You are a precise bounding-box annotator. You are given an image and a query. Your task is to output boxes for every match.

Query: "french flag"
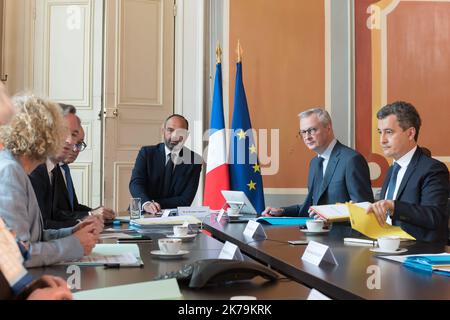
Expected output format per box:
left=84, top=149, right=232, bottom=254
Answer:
left=204, top=61, right=230, bottom=209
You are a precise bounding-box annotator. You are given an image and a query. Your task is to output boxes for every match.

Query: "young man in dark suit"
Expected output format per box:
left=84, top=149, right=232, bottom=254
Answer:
left=262, top=108, right=374, bottom=217
left=367, top=101, right=449, bottom=243
left=129, top=114, right=203, bottom=214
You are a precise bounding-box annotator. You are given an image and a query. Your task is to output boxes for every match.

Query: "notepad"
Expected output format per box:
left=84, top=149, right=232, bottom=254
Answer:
left=73, top=279, right=183, bottom=300
left=130, top=215, right=201, bottom=228
left=60, top=244, right=144, bottom=267
left=309, top=202, right=371, bottom=222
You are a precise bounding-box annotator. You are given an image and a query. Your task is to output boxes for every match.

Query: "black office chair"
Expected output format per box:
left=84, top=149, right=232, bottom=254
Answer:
left=447, top=198, right=450, bottom=246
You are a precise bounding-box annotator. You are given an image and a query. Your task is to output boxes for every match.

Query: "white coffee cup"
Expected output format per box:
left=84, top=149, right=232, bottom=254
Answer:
left=377, top=236, right=400, bottom=251
left=227, top=207, right=239, bottom=216
left=306, top=219, right=324, bottom=232
left=173, top=225, right=188, bottom=237
left=158, top=238, right=182, bottom=254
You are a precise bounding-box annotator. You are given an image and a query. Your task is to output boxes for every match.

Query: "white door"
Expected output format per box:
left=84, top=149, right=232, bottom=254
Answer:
left=103, top=0, right=175, bottom=213
left=1, top=0, right=34, bottom=95
left=33, top=0, right=103, bottom=207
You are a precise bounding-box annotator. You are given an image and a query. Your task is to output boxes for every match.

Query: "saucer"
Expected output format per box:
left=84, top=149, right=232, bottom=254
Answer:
left=227, top=214, right=243, bottom=220
left=300, top=228, right=330, bottom=235
left=150, top=250, right=189, bottom=259
left=369, top=248, right=408, bottom=254
left=166, top=233, right=197, bottom=242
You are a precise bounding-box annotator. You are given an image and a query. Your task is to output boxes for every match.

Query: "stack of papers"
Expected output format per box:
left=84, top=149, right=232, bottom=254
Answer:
left=403, top=254, right=450, bottom=276
left=60, top=244, right=144, bottom=267
left=347, top=203, right=415, bottom=240
left=309, top=203, right=360, bottom=222
left=130, top=216, right=201, bottom=233
left=74, top=279, right=182, bottom=300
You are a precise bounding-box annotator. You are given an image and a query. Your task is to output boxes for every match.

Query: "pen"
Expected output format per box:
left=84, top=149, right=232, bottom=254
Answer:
left=151, top=200, right=162, bottom=214
left=343, top=238, right=377, bottom=246
left=104, top=263, right=121, bottom=269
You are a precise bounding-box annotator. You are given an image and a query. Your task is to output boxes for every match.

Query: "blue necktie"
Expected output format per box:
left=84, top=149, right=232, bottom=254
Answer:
left=61, top=164, right=75, bottom=210
left=313, top=157, right=325, bottom=205
left=385, top=163, right=401, bottom=200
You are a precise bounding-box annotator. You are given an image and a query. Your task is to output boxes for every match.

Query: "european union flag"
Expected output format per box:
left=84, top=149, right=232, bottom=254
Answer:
left=229, top=62, right=265, bottom=215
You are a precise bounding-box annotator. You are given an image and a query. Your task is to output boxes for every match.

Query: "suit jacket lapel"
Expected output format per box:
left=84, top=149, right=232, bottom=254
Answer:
left=318, top=143, right=341, bottom=198
left=395, top=148, right=420, bottom=200
left=157, top=144, right=167, bottom=192
left=380, top=166, right=392, bottom=199
left=53, top=164, right=71, bottom=209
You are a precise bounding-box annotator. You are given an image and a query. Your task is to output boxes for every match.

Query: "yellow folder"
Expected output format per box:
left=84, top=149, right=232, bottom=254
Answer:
left=347, top=203, right=415, bottom=240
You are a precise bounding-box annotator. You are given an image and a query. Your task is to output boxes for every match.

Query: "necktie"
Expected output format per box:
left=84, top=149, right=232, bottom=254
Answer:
left=162, top=154, right=174, bottom=197
left=313, top=157, right=324, bottom=205
left=61, top=164, right=75, bottom=210
left=385, top=163, right=401, bottom=200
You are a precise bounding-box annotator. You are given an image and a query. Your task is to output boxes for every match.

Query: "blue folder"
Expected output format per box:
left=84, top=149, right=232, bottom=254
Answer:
left=255, top=217, right=312, bottom=226
left=403, top=255, right=450, bottom=276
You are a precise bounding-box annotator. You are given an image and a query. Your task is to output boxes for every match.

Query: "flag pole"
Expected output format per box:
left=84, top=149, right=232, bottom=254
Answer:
left=216, top=42, right=222, bottom=64
left=236, top=40, right=243, bottom=63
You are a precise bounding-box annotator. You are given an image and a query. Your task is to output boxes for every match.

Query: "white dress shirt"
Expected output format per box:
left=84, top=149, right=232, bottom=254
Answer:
left=317, top=139, right=337, bottom=176
left=385, top=145, right=417, bottom=225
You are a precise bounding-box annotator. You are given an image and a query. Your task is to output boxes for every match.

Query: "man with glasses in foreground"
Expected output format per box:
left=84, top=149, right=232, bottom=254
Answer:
left=262, top=108, right=374, bottom=217
left=30, top=105, right=114, bottom=228
left=60, top=118, right=116, bottom=222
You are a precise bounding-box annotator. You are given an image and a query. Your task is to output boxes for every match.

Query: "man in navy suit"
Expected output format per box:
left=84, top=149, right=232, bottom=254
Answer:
left=367, top=101, right=449, bottom=243
left=129, top=114, right=203, bottom=214
left=262, top=108, right=374, bottom=217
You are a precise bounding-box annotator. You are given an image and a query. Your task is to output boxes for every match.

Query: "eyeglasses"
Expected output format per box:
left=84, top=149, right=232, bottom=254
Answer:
left=299, top=127, right=318, bottom=137
left=73, top=141, right=87, bottom=152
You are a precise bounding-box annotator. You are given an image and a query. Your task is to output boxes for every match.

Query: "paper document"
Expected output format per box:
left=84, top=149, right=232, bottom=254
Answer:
left=347, top=203, right=415, bottom=240
left=309, top=202, right=371, bottom=222
left=74, top=279, right=182, bottom=300
left=71, top=252, right=138, bottom=266
left=114, top=216, right=130, bottom=222
left=60, top=244, right=143, bottom=267
left=130, top=215, right=201, bottom=227
left=99, top=233, right=135, bottom=240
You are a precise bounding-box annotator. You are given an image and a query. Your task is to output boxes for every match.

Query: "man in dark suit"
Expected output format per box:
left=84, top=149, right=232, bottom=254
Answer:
left=30, top=105, right=114, bottom=229
left=129, top=114, right=202, bottom=214
left=367, top=101, right=449, bottom=243
left=262, top=108, right=374, bottom=217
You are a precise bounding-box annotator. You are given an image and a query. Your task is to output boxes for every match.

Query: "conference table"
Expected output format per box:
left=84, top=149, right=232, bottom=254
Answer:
left=203, top=218, right=450, bottom=300
left=28, top=231, right=311, bottom=300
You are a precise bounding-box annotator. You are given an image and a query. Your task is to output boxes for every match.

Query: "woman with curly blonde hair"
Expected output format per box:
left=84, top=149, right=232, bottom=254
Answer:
left=0, top=95, right=98, bottom=267
left=0, top=95, right=66, bottom=166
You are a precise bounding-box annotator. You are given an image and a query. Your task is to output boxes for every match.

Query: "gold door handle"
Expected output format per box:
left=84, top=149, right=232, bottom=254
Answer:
left=104, top=109, right=119, bottom=119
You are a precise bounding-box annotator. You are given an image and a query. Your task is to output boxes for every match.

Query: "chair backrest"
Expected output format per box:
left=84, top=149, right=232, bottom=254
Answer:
left=448, top=198, right=450, bottom=244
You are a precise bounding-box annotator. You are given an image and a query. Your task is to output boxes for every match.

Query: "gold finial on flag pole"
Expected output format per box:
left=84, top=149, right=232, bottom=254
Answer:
left=236, top=40, right=243, bottom=63
left=216, top=42, right=222, bottom=64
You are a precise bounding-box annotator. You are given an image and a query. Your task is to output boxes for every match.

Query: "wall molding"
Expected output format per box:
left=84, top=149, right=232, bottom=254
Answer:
left=70, top=162, right=92, bottom=208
